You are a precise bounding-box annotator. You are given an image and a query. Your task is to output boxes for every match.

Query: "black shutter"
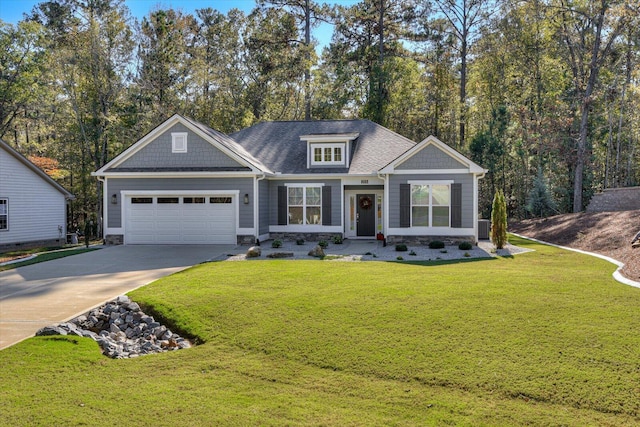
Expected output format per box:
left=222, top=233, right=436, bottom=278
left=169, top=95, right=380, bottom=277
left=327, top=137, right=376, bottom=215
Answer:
left=277, top=186, right=287, bottom=225
left=322, top=186, right=332, bottom=225
left=451, top=183, right=462, bottom=228
left=400, top=183, right=411, bottom=228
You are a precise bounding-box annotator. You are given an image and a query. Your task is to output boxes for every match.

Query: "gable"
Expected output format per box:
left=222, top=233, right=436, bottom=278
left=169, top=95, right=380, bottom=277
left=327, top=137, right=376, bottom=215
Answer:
left=396, top=143, right=467, bottom=170
left=112, top=123, right=246, bottom=171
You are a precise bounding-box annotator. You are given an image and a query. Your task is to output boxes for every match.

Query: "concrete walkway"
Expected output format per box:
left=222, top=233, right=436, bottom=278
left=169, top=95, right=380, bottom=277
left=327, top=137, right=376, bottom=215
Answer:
left=0, top=244, right=234, bottom=350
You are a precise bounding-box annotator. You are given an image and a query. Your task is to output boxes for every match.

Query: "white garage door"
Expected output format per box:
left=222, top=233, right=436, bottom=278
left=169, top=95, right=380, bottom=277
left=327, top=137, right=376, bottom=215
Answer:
left=125, top=195, right=236, bottom=244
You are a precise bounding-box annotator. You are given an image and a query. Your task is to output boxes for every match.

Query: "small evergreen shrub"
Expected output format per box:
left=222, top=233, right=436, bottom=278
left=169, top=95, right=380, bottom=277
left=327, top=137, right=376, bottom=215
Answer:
left=491, top=189, right=508, bottom=249
left=271, top=239, right=282, bottom=248
left=396, top=256, right=404, bottom=261
left=409, top=250, right=417, bottom=256
left=464, top=252, right=471, bottom=257
left=332, top=235, right=343, bottom=244
left=429, top=241, right=445, bottom=249
left=395, top=244, right=408, bottom=252
left=458, top=241, right=473, bottom=250
left=296, top=238, right=305, bottom=245
left=318, top=240, right=328, bottom=248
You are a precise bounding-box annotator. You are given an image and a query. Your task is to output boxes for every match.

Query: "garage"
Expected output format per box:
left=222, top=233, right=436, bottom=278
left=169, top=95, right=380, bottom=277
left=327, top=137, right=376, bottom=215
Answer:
left=124, top=194, right=236, bottom=244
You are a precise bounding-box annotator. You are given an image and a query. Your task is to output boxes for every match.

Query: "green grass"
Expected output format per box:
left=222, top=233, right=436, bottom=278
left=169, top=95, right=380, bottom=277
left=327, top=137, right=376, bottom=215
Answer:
left=1, top=236, right=639, bottom=426
left=0, top=247, right=100, bottom=271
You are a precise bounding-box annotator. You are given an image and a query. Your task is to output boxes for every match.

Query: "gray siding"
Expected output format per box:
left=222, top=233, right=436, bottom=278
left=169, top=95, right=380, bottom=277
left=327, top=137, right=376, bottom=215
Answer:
left=107, top=177, right=254, bottom=228
left=268, top=179, right=341, bottom=226
left=118, top=123, right=243, bottom=169
left=388, top=174, right=473, bottom=228
left=0, top=147, right=67, bottom=244
left=396, top=144, right=466, bottom=170
left=259, top=179, right=269, bottom=235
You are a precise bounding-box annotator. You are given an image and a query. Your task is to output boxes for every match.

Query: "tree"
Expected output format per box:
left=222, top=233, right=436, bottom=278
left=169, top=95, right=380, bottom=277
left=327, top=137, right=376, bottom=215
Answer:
left=556, top=0, right=634, bottom=212
left=491, top=188, right=507, bottom=249
left=526, top=169, right=557, bottom=218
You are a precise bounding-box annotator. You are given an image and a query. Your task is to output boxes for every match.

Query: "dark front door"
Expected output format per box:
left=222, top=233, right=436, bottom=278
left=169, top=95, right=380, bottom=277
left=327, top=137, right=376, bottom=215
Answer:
left=356, top=194, right=376, bottom=236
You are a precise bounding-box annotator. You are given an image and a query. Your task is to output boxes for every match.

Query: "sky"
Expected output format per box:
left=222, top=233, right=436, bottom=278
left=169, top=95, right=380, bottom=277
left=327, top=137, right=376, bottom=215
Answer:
left=0, top=0, right=360, bottom=50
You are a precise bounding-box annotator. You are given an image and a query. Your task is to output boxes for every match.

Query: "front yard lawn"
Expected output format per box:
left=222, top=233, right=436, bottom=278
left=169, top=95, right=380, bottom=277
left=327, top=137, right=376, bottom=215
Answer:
left=1, top=236, right=639, bottom=425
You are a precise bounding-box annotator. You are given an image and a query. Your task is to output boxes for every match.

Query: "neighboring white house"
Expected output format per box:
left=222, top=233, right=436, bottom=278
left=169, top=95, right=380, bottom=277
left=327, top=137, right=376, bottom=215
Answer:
left=0, top=139, right=74, bottom=250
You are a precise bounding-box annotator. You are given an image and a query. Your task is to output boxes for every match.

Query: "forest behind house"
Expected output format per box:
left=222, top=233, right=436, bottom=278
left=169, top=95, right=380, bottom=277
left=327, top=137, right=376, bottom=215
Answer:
left=1, top=0, right=638, bottom=232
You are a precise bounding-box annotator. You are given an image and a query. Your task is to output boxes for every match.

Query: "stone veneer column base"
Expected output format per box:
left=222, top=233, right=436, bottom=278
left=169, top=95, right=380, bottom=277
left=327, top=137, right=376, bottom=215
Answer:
left=104, top=234, right=124, bottom=245
left=386, top=235, right=475, bottom=245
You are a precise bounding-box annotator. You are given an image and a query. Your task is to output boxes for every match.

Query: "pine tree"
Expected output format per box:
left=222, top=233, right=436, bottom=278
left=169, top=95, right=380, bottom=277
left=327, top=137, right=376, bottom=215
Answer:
left=526, top=169, right=557, bottom=218
left=491, top=189, right=508, bottom=249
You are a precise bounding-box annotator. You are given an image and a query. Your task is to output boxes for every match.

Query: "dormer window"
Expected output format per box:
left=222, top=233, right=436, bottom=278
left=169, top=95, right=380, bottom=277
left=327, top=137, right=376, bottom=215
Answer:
left=312, top=143, right=345, bottom=165
left=301, top=132, right=359, bottom=169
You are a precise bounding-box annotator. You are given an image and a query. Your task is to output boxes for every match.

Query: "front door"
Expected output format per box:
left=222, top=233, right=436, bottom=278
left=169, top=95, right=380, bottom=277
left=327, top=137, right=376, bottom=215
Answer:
left=356, top=194, right=376, bottom=236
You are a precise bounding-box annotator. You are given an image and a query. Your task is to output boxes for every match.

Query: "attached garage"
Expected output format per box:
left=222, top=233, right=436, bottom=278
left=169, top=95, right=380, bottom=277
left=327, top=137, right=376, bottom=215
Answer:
left=124, top=194, right=237, bottom=244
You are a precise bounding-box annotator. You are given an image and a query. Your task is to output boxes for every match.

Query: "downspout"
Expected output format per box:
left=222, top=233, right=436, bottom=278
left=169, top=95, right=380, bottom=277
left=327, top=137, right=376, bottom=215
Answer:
left=254, top=173, right=266, bottom=244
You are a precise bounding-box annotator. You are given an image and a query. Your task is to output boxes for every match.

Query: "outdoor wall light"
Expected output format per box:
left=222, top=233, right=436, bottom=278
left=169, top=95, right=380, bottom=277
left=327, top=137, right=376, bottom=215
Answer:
left=244, top=193, right=249, bottom=204
left=111, top=194, right=117, bottom=204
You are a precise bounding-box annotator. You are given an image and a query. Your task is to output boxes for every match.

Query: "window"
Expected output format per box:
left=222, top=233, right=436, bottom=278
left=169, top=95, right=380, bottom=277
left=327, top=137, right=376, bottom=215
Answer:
left=0, top=199, right=7, bottom=230
left=131, top=197, right=153, bottom=204
left=310, top=143, right=345, bottom=165
left=287, top=185, right=322, bottom=225
left=410, top=183, right=450, bottom=227
left=172, top=132, right=188, bottom=153
left=158, top=197, right=179, bottom=204
left=183, top=197, right=205, bottom=204
left=210, top=197, right=232, bottom=204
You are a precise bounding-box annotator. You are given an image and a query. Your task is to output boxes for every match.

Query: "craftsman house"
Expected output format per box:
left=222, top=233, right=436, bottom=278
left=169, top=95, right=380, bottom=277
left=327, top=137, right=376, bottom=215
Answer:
left=93, top=115, right=486, bottom=245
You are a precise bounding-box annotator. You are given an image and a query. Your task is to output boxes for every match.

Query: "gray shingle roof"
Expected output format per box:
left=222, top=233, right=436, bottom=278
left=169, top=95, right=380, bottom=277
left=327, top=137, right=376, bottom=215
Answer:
left=230, top=120, right=416, bottom=175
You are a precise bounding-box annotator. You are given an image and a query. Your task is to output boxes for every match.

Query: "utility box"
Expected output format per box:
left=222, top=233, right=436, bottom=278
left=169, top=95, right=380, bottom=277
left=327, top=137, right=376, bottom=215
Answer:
left=478, top=220, right=490, bottom=240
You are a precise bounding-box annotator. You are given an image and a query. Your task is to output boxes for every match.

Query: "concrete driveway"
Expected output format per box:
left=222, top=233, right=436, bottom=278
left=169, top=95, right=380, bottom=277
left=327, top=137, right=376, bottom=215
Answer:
left=0, top=244, right=235, bottom=350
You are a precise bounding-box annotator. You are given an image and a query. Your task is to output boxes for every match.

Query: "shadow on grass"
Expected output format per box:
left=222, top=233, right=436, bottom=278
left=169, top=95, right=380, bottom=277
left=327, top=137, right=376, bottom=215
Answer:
left=386, top=255, right=507, bottom=267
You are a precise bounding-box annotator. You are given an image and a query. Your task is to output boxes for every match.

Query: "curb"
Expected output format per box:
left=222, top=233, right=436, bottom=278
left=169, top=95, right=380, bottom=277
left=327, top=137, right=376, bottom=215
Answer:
left=511, top=232, right=640, bottom=289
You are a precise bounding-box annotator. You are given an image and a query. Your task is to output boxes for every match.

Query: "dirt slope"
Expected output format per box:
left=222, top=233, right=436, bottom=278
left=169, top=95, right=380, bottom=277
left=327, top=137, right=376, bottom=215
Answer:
left=509, top=210, right=640, bottom=282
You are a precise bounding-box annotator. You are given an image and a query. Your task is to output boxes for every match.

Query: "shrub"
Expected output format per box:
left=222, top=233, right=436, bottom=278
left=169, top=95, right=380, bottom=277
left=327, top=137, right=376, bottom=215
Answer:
left=428, top=240, right=445, bottom=249
left=395, top=244, right=408, bottom=252
left=396, top=256, right=404, bottom=261
left=409, top=250, right=417, bottom=256
left=491, top=189, right=508, bottom=249
left=318, top=240, right=328, bottom=248
left=271, top=239, right=282, bottom=248
left=458, top=241, right=473, bottom=250
left=464, top=252, right=471, bottom=257
left=296, top=239, right=305, bottom=245
left=332, top=235, right=343, bottom=244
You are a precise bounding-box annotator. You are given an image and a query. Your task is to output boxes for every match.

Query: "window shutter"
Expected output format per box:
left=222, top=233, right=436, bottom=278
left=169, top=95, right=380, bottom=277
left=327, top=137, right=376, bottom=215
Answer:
left=400, top=183, right=410, bottom=228
left=278, top=186, right=287, bottom=225
left=451, top=183, right=462, bottom=228
left=322, top=186, right=332, bottom=225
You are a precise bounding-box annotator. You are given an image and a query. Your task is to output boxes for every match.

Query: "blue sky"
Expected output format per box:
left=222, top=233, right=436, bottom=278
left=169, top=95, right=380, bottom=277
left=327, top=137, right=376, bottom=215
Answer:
left=0, top=0, right=359, bottom=50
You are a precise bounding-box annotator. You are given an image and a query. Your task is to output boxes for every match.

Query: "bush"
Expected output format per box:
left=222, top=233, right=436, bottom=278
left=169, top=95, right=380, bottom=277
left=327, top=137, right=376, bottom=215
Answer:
left=491, top=189, right=508, bottom=249
left=318, top=240, right=328, bottom=248
left=458, top=241, right=473, bottom=250
left=409, top=250, right=417, bottom=256
left=396, top=256, right=404, bottom=261
left=296, top=239, right=305, bottom=245
left=332, top=235, right=343, bottom=244
left=271, top=239, right=282, bottom=248
left=395, top=244, right=408, bottom=252
left=428, top=240, right=445, bottom=249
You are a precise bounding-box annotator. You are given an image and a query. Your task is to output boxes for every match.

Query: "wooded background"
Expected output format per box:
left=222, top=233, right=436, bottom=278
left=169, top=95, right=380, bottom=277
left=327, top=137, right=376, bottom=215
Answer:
left=1, top=0, right=638, bottom=229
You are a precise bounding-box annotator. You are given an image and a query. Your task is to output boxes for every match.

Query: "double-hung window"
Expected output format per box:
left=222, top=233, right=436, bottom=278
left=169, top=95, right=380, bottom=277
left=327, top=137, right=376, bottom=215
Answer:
left=287, top=185, right=322, bottom=225
left=0, top=199, right=7, bottom=230
left=410, top=182, right=451, bottom=227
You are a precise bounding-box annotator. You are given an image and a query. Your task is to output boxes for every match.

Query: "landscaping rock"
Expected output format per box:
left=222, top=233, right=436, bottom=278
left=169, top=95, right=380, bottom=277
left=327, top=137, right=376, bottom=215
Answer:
left=266, top=252, right=294, bottom=259
left=246, top=246, right=262, bottom=258
left=308, top=245, right=325, bottom=258
left=35, top=296, right=191, bottom=359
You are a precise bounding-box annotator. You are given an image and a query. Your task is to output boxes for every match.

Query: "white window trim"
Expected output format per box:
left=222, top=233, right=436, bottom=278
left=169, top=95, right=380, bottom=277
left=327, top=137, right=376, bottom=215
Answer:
left=0, top=198, right=8, bottom=231
left=172, top=132, right=188, bottom=153
left=285, top=183, right=323, bottom=226
left=310, top=143, right=346, bottom=166
left=407, top=180, right=453, bottom=228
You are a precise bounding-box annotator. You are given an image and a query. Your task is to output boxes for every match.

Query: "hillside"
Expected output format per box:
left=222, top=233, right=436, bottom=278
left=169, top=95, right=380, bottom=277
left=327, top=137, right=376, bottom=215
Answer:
left=510, top=210, right=640, bottom=281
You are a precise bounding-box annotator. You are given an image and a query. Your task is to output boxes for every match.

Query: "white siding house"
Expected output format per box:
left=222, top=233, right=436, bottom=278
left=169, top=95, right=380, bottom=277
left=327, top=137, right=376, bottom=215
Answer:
left=0, top=139, right=74, bottom=250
